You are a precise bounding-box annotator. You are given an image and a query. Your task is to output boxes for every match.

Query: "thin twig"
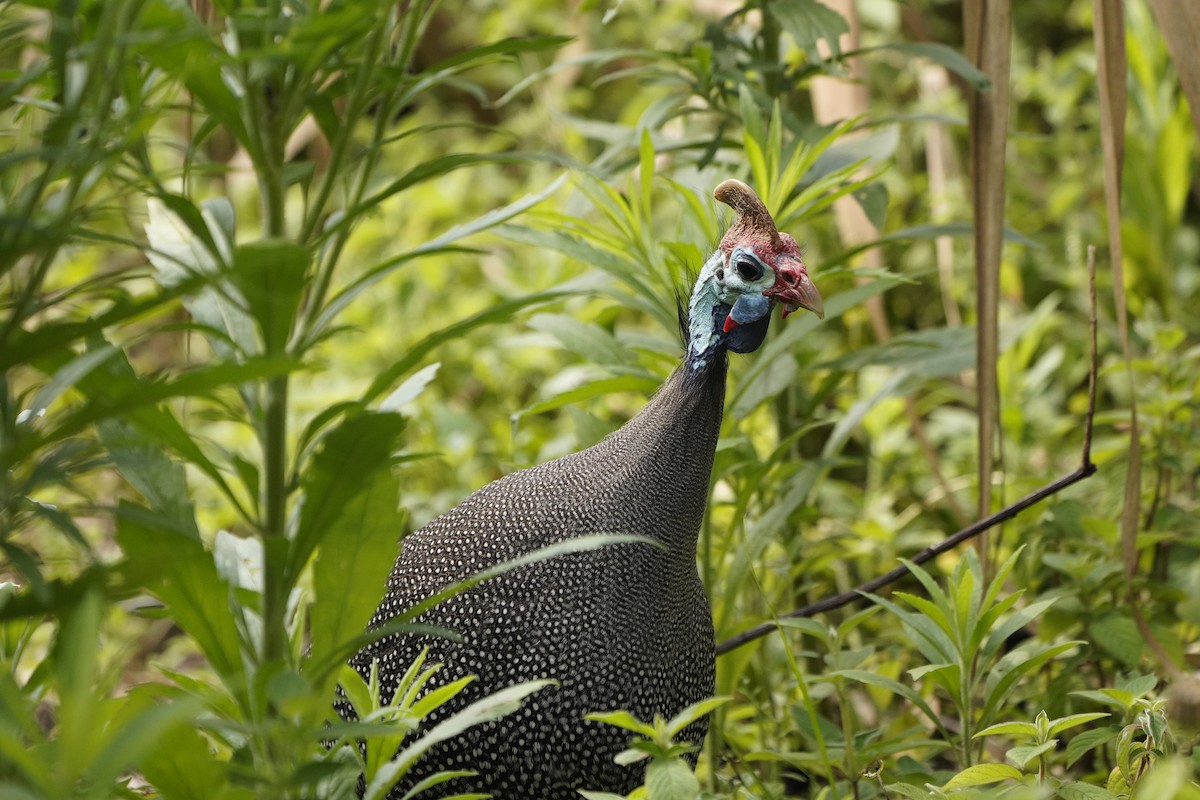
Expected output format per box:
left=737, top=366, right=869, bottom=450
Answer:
left=715, top=253, right=1101, bottom=657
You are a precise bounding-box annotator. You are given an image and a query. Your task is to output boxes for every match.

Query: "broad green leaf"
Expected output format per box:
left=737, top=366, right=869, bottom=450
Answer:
left=942, top=763, right=1023, bottom=789
left=644, top=757, right=700, bottom=800
left=893, top=592, right=955, bottom=645
left=1118, top=674, right=1158, bottom=697
left=1070, top=688, right=1134, bottom=712
left=337, top=153, right=554, bottom=239
left=869, top=592, right=956, bottom=666
left=1065, top=726, right=1118, bottom=767
left=1049, top=713, right=1110, bottom=735
left=86, top=691, right=203, bottom=796
left=28, top=344, right=118, bottom=419
left=307, top=466, right=406, bottom=691
left=98, top=413, right=199, bottom=540
left=229, top=241, right=309, bottom=356
left=772, top=0, right=850, bottom=62
left=1006, top=740, right=1057, bottom=770
left=289, top=412, right=408, bottom=587
left=1058, top=781, right=1117, bottom=800
left=145, top=196, right=255, bottom=360
left=22, top=358, right=297, bottom=462
left=638, top=127, right=654, bottom=221
left=1127, top=757, right=1200, bottom=800
left=1089, top=613, right=1144, bottom=666
left=117, top=503, right=245, bottom=686
left=398, top=770, right=481, bottom=800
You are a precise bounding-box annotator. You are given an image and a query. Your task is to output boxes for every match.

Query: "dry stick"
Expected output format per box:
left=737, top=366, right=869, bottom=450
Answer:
left=715, top=254, right=1100, bottom=658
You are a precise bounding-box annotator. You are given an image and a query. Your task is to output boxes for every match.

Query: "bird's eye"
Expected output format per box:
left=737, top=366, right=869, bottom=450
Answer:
left=735, top=253, right=763, bottom=282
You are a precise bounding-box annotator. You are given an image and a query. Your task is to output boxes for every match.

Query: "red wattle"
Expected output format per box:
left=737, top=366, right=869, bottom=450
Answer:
left=722, top=315, right=739, bottom=333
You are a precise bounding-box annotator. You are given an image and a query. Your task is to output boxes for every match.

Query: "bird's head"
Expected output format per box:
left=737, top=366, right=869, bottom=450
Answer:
left=687, top=179, right=823, bottom=365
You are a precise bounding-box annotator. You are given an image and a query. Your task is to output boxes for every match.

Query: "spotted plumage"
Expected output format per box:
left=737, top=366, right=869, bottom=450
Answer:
left=345, top=180, right=822, bottom=799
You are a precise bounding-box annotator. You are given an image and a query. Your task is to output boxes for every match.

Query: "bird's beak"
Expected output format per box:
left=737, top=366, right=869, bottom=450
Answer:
left=766, top=259, right=824, bottom=320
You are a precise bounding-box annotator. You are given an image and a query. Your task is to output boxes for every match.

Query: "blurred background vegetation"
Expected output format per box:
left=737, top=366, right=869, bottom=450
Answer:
left=1, top=0, right=1198, bottom=798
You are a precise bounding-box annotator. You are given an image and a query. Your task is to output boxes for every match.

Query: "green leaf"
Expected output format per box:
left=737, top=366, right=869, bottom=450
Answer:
left=772, top=0, right=850, bottom=62
left=833, top=670, right=947, bottom=738
left=98, top=413, right=199, bottom=540
left=116, top=503, right=245, bottom=686
left=1006, top=740, right=1057, bottom=770
left=586, top=710, right=658, bottom=739
left=731, top=351, right=797, bottom=420
left=398, top=770, right=481, bottom=800
left=1049, top=713, right=1111, bottom=736
left=379, top=363, right=440, bottom=413
left=853, top=182, right=889, bottom=230
left=665, top=696, right=731, bottom=737
left=982, top=598, right=1058, bottom=660
left=339, top=153, right=553, bottom=237
left=942, top=763, right=1023, bottom=789
left=1118, top=674, right=1158, bottom=697
left=851, top=43, right=990, bottom=91
left=1065, top=726, right=1118, bottom=767
left=307, top=464, right=406, bottom=691
left=363, top=680, right=556, bottom=800
left=974, top=721, right=1039, bottom=739
left=639, top=127, right=655, bottom=221
left=644, top=757, right=700, bottom=800
left=289, top=412, right=408, bottom=588
left=138, top=716, right=234, bottom=800
left=86, top=691, right=203, bottom=795
left=528, top=313, right=631, bottom=366
left=1058, top=781, right=1117, bottom=800
left=980, top=642, right=1084, bottom=725
left=1089, top=613, right=1144, bottom=666
left=21, top=358, right=298, bottom=462
left=359, top=291, right=568, bottom=409
left=514, top=375, right=661, bottom=425
left=229, top=241, right=309, bottom=356
left=1070, top=688, right=1135, bottom=712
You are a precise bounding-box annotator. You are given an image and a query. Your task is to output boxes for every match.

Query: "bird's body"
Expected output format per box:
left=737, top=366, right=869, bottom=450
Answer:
left=346, top=180, right=822, bottom=799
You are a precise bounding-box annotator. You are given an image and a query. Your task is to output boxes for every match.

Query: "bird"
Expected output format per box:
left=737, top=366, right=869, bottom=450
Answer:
left=345, top=179, right=823, bottom=799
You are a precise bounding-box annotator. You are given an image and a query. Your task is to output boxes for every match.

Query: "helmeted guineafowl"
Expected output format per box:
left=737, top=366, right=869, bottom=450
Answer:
left=346, top=179, right=823, bottom=798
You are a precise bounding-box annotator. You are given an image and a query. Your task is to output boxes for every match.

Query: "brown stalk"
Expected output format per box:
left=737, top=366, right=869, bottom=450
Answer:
left=1145, top=0, right=1200, bottom=139
left=715, top=251, right=1100, bottom=657
left=964, top=0, right=1012, bottom=573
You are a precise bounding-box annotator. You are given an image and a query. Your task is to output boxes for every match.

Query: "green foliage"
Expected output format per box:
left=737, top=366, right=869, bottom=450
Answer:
left=582, top=698, right=731, bottom=800
left=1, top=0, right=1198, bottom=798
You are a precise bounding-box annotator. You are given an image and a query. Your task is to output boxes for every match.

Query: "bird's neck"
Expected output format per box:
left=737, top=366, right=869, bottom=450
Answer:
left=606, top=357, right=727, bottom=559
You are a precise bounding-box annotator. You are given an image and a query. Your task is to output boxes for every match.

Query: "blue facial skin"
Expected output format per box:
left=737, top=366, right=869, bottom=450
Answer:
left=728, top=292, right=771, bottom=326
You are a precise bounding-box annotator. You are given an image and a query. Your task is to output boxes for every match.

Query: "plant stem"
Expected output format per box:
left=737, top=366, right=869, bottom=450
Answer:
left=251, top=61, right=290, bottom=666
left=261, top=373, right=289, bottom=664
